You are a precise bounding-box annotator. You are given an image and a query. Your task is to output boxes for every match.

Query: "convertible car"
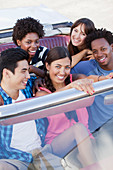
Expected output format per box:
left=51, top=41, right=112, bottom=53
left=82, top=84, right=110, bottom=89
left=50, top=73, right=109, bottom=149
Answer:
left=0, top=5, right=113, bottom=170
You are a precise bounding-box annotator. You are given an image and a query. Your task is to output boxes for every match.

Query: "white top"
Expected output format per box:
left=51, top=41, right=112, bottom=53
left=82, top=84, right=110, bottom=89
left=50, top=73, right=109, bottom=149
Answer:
left=10, top=90, right=42, bottom=152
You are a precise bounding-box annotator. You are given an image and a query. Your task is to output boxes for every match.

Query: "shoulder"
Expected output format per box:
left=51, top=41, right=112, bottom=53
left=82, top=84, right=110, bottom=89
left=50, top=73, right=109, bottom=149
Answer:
left=71, top=59, right=97, bottom=75
left=37, top=46, right=49, bottom=53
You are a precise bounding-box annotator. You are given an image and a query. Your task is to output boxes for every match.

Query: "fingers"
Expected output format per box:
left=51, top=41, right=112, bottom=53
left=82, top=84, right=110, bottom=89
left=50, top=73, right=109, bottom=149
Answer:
left=105, top=72, right=113, bottom=79
left=32, top=85, right=36, bottom=96
left=0, top=95, right=4, bottom=106
left=71, top=79, right=95, bottom=95
left=86, top=55, right=95, bottom=60
left=87, top=49, right=93, bottom=55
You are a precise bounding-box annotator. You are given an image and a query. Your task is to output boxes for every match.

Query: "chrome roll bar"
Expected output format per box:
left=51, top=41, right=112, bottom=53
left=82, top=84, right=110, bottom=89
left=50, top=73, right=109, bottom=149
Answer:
left=0, top=79, right=113, bottom=125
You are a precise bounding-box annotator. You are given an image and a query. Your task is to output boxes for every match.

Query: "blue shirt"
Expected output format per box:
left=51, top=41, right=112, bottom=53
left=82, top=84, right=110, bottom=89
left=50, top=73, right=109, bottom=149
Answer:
left=0, top=77, right=47, bottom=163
left=71, top=60, right=113, bottom=132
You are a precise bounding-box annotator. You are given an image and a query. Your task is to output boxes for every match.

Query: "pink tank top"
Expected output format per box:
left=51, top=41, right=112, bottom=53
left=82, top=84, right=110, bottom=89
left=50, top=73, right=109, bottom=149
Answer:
left=39, top=74, right=93, bottom=144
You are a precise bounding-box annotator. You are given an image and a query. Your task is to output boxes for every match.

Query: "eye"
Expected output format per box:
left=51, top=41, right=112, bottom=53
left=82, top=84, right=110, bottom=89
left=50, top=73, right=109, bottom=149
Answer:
left=101, top=47, right=106, bottom=51
left=92, top=50, right=97, bottom=54
left=22, top=70, right=26, bottom=73
left=36, top=40, right=39, bottom=44
left=26, top=41, right=31, bottom=44
left=74, top=28, right=78, bottom=33
left=82, top=33, right=86, bottom=36
left=56, top=65, right=60, bottom=69
left=65, top=66, right=71, bottom=69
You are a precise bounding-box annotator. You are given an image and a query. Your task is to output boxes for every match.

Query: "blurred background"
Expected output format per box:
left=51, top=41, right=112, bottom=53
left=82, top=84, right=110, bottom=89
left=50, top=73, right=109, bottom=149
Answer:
left=0, top=0, right=112, bottom=31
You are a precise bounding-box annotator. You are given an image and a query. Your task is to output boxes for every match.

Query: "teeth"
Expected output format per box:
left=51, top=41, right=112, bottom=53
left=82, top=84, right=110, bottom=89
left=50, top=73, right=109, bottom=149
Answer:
left=100, top=57, right=105, bottom=61
left=29, top=50, right=36, bottom=53
left=57, top=76, right=64, bottom=79
left=23, top=81, right=27, bottom=84
left=73, top=39, right=80, bottom=43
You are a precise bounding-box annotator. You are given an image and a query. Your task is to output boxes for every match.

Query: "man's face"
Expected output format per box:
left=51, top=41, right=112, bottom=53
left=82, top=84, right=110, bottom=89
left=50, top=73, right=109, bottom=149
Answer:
left=91, top=38, right=113, bottom=70
left=8, top=60, right=30, bottom=90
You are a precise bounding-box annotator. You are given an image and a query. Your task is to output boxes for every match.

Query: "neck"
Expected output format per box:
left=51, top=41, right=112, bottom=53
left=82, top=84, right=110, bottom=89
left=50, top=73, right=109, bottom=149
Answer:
left=1, top=81, right=19, bottom=100
left=53, top=82, right=65, bottom=91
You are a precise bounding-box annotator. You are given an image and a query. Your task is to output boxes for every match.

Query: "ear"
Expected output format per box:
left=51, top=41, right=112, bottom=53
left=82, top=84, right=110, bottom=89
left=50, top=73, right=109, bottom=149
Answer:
left=17, top=40, right=21, bottom=46
left=45, top=62, right=50, bottom=71
left=111, top=44, right=113, bottom=52
left=2, top=68, right=12, bottom=79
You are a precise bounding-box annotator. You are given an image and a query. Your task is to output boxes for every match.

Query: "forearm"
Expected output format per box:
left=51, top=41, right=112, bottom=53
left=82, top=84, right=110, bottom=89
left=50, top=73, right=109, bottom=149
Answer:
left=71, top=50, right=87, bottom=68
left=72, top=73, right=87, bottom=80
left=29, top=65, right=44, bottom=77
left=87, top=75, right=109, bottom=82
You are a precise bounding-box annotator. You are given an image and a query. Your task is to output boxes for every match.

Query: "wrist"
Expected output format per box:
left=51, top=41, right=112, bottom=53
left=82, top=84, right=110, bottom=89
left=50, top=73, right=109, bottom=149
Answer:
left=97, top=75, right=102, bottom=81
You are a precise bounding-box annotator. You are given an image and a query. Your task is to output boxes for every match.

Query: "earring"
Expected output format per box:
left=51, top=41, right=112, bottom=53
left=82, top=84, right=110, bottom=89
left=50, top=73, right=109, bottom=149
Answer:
left=47, top=70, right=49, bottom=74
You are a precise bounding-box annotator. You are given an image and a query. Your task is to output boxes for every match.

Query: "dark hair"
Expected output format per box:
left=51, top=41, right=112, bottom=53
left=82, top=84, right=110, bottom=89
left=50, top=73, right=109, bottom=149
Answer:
left=12, top=17, right=44, bottom=46
left=44, top=46, right=71, bottom=92
left=0, top=48, right=29, bottom=80
left=85, top=28, right=113, bottom=50
left=68, top=18, right=95, bottom=56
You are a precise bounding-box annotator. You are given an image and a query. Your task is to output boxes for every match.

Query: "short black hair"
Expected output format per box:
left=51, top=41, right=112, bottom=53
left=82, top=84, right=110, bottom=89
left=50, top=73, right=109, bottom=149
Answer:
left=0, top=48, right=29, bottom=80
left=85, top=28, right=113, bottom=50
left=12, top=17, right=44, bottom=46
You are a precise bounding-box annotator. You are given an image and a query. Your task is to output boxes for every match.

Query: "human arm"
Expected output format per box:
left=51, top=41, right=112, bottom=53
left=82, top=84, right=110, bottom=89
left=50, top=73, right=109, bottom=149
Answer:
left=55, top=78, right=94, bottom=95
left=29, top=65, right=45, bottom=77
left=35, top=77, right=94, bottom=96
left=71, top=49, right=94, bottom=68
left=72, top=72, right=113, bottom=82
left=85, top=72, right=113, bottom=82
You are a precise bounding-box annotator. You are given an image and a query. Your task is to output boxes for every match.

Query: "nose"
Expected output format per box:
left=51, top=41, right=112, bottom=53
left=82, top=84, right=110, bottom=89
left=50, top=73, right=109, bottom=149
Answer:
left=60, top=67, right=65, bottom=75
left=32, top=42, right=37, bottom=48
left=98, top=50, right=103, bottom=56
left=76, top=32, right=80, bottom=39
left=26, top=71, right=30, bottom=79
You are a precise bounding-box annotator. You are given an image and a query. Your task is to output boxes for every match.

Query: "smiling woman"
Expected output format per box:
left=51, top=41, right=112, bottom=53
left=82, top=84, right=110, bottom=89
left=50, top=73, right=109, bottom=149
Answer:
left=68, top=18, right=95, bottom=68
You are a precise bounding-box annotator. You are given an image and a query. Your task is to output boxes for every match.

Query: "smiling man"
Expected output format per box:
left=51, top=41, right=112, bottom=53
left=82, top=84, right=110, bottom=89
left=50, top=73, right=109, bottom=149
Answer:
left=71, top=28, right=113, bottom=132
left=0, top=48, right=64, bottom=170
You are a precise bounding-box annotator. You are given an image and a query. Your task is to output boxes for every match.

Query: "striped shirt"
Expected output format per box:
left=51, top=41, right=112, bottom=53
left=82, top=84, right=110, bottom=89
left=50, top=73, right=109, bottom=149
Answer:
left=31, top=46, right=49, bottom=70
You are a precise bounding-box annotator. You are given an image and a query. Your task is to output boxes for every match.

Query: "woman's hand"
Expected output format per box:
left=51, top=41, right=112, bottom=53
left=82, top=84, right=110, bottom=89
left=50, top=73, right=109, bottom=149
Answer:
left=82, top=49, right=94, bottom=61
left=69, top=78, right=94, bottom=95
left=105, top=72, right=113, bottom=79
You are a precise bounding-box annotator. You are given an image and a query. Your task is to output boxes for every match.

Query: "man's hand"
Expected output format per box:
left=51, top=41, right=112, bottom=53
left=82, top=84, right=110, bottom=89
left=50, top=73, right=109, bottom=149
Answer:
left=0, top=95, right=4, bottom=106
left=33, top=77, right=45, bottom=96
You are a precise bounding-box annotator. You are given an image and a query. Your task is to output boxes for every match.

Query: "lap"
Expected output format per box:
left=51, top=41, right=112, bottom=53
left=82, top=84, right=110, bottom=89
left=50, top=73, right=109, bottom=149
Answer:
left=0, top=159, right=29, bottom=170
left=29, top=145, right=64, bottom=170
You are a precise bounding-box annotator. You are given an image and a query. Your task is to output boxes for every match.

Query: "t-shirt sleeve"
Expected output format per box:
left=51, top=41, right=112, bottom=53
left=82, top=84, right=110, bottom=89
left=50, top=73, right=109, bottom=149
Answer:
left=71, top=60, right=96, bottom=76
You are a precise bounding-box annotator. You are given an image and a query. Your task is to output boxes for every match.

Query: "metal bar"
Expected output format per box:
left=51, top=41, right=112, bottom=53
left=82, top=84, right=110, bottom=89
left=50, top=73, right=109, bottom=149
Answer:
left=0, top=79, right=113, bottom=125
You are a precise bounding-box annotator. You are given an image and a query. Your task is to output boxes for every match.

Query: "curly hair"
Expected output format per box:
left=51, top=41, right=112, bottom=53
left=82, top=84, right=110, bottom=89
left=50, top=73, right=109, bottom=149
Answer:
left=12, top=17, right=44, bottom=46
left=68, top=18, right=95, bottom=56
left=85, top=28, right=113, bottom=50
left=44, top=46, right=72, bottom=92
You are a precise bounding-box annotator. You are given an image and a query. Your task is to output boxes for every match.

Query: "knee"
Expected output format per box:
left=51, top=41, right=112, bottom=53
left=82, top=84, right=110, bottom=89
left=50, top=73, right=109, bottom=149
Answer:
left=73, top=123, right=87, bottom=132
left=0, top=161, right=16, bottom=170
left=0, top=161, right=8, bottom=170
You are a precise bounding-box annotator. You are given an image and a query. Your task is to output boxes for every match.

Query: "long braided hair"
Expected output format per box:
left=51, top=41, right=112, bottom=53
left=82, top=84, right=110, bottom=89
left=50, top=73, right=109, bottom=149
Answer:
left=44, top=46, right=72, bottom=92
